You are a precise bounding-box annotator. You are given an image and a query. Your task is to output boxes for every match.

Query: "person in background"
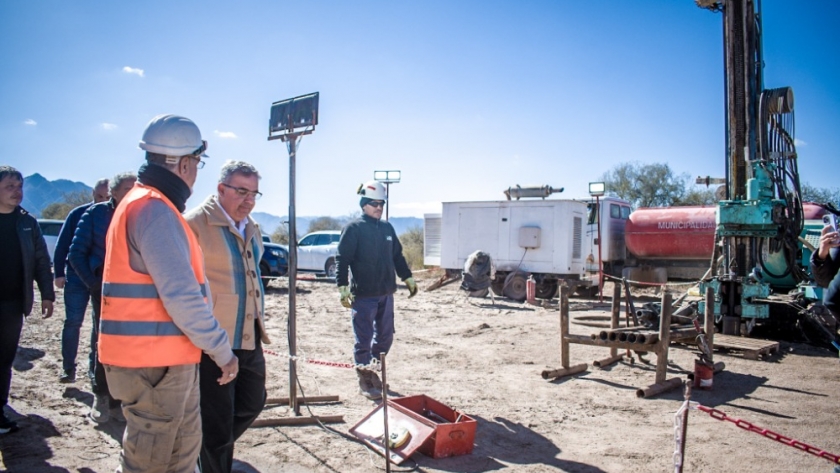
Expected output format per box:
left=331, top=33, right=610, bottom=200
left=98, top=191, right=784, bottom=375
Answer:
left=98, top=115, right=238, bottom=473
left=335, top=180, right=417, bottom=400
left=811, top=214, right=840, bottom=323
left=68, top=171, right=136, bottom=423
left=55, top=178, right=109, bottom=383
left=185, top=160, right=269, bottom=473
left=0, top=165, right=55, bottom=435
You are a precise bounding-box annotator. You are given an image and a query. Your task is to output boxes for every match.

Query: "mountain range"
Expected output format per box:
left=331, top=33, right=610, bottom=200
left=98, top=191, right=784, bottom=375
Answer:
left=22, top=174, right=423, bottom=236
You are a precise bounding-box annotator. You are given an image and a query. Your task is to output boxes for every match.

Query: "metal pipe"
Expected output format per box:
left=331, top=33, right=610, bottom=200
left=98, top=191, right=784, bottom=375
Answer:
left=288, top=136, right=299, bottom=415
left=250, top=415, right=344, bottom=428
left=381, top=352, right=391, bottom=473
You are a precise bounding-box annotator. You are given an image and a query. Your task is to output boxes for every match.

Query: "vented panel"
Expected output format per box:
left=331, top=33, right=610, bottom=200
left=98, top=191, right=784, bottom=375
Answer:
left=573, top=217, right=582, bottom=259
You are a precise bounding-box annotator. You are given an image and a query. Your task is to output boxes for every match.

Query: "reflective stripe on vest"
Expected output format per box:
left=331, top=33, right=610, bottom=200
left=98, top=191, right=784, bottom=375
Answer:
left=99, top=184, right=206, bottom=368
left=103, top=282, right=208, bottom=299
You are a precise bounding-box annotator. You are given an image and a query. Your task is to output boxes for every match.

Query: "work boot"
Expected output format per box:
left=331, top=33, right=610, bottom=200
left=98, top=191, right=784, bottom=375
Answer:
left=89, top=394, right=110, bottom=424
left=109, top=405, right=125, bottom=423
left=356, top=369, right=382, bottom=400
left=368, top=371, right=389, bottom=393
left=0, top=413, right=19, bottom=435
left=59, top=369, right=76, bottom=383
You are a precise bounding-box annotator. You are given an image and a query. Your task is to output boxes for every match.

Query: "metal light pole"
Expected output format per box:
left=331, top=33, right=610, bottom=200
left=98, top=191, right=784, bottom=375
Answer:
left=374, top=170, right=401, bottom=221
left=266, top=92, right=341, bottom=426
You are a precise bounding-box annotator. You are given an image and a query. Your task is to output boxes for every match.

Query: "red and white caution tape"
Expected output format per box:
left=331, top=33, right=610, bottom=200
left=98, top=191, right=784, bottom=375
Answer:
left=676, top=401, right=840, bottom=468
left=263, top=348, right=380, bottom=371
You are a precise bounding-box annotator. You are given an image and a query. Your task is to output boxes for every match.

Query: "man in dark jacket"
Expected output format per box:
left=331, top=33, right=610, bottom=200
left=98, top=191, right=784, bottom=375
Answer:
left=0, top=165, right=55, bottom=435
left=54, top=178, right=109, bottom=383
left=68, top=171, right=136, bottom=423
left=336, top=180, right=416, bottom=400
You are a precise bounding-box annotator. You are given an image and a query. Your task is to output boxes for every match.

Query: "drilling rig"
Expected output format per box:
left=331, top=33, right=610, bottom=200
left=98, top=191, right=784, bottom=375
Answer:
left=696, top=0, right=831, bottom=338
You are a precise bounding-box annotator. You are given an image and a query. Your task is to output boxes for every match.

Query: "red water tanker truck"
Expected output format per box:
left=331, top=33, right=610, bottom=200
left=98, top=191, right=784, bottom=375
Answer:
left=616, top=203, right=827, bottom=284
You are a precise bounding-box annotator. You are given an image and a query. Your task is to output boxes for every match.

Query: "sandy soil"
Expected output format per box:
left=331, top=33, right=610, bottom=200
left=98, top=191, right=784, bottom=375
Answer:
left=2, top=271, right=839, bottom=473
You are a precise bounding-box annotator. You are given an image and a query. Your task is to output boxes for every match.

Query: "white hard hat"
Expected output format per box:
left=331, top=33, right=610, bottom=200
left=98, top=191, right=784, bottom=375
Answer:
left=357, top=180, right=387, bottom=200
left=139, top=114, right=208, bottom=157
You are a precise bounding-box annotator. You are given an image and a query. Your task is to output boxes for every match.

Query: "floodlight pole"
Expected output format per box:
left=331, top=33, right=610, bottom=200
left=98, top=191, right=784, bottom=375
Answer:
left=287, top=136, right=300, bottom=414
left=374, top=170, right=401, bottom=222
left=384, top=183, right=390, bottom=221
left=264, top=92, right=342, bottom=427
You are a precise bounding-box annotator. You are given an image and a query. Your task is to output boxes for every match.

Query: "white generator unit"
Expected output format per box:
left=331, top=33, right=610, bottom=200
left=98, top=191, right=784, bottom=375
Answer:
left=424, top=194, right=631, bottom=301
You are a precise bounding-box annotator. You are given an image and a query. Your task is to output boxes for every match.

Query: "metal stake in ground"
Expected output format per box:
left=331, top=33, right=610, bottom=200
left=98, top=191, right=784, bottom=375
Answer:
left=380, top=352, right=391, bottom=473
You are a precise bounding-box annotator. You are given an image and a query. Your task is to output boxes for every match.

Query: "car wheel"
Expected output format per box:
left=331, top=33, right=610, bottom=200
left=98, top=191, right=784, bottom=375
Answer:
left=260, top=262, right=271, bottom=288
left=324, top=257, right=337, bottom=280
left=535, top=280, right=558, bottom=299
left=503, top=271, right=528, bottom=301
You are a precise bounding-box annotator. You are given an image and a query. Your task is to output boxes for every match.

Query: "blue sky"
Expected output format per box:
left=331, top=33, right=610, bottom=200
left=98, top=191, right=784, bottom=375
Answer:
left=2, top=1, right=838, bottom=218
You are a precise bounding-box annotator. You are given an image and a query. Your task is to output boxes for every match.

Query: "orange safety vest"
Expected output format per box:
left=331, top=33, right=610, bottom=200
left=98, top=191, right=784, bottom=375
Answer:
left=99, top=184, right=207, bottom=368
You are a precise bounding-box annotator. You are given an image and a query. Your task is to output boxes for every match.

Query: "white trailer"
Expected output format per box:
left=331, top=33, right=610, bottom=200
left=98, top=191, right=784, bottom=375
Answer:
left=424, top=196, right=632, bottom=300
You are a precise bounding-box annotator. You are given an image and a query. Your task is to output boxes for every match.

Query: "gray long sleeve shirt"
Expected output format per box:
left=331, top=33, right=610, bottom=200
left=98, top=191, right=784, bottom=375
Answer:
left=125, top=198, right=234, bottom=368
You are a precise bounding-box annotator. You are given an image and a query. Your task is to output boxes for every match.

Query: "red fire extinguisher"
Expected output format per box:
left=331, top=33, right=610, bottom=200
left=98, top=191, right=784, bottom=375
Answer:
left=526, top=275, right=536, bottom=305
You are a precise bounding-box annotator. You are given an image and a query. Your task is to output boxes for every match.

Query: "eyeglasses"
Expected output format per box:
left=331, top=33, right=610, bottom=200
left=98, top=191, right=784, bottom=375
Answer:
left=188, top=156, right=206, bottom=169
left=366, top=201, right=385, bottom=208
left=222, top=183, right=263, bottom=200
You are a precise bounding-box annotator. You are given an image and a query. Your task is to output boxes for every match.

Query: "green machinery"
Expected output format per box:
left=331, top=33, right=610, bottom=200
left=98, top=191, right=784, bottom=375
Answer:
left=696, top=0, right=827, bottom=336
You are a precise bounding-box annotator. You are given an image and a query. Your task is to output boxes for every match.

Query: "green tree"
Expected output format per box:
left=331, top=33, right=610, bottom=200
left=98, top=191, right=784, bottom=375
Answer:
left=40, top=190, right=92, bottom=220
left=307, top=216, right=343, bottom=233
left=678, top=186, right=717, bottom=206
left=600, top=162, right=688, bottom=208
left=801, top=183, right=840, bottom=205
left=399, top=225, right=425, bottom=270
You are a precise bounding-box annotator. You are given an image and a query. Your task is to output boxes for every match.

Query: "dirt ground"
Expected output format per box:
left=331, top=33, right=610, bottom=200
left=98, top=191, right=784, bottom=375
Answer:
left=2, top=271, right=839, bottom=473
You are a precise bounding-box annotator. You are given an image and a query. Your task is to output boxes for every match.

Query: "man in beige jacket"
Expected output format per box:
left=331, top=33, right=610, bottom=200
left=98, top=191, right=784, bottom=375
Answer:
left=185, top=160, right=270, bottom=473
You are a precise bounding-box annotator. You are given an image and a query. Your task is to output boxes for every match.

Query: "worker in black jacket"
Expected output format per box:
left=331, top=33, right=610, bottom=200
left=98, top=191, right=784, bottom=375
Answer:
left=336, top=180, right=416, bottom=400
left=0, top=166, right=55, bottom=435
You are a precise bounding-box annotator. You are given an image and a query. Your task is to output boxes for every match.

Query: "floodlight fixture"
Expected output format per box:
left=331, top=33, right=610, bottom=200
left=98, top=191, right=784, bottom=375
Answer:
left=589, top=182, right=606, bottom=197
left=268, top=92, right=319, bottom=141
left=374, top=170, right=401, bottom=183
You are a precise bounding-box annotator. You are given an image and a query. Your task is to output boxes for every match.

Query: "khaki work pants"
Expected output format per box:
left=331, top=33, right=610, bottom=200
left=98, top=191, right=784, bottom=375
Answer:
left=105, top=364, right=201, bottom=473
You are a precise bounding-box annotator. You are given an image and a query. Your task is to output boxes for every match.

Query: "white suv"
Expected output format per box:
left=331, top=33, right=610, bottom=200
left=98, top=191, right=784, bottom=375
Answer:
left=296, top=231, right=341, bottom=279
left=38, top=219, right=64, bottom=265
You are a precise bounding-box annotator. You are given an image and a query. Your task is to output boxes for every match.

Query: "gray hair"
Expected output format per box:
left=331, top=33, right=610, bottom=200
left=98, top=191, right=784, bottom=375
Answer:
left=93, top=178, right=109, bottom=190
left=110, top=172, right=137, bottom=193
left=0, top=165, right=23, bottom=183
left=219, top=160, right=261, bottom=183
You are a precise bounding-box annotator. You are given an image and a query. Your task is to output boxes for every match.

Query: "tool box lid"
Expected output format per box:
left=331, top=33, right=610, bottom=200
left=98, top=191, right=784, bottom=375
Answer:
left=349, top=401, right=436, bottom=465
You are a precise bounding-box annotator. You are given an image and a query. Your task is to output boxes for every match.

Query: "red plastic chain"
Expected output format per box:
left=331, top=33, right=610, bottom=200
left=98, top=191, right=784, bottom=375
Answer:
left=262, top=348, right=357, bottom=369
left=696, top=404, right=840, bottom=464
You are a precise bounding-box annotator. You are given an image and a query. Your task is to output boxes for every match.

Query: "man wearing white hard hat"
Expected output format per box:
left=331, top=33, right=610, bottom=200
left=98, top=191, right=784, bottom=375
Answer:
left=99, top=114, right=238, bottom=473
left=336, top=180, right=417, bottom=400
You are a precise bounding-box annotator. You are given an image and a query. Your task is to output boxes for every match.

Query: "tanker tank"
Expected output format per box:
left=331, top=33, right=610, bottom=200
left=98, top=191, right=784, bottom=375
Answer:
left=621, top=203, right=827, bottom=282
